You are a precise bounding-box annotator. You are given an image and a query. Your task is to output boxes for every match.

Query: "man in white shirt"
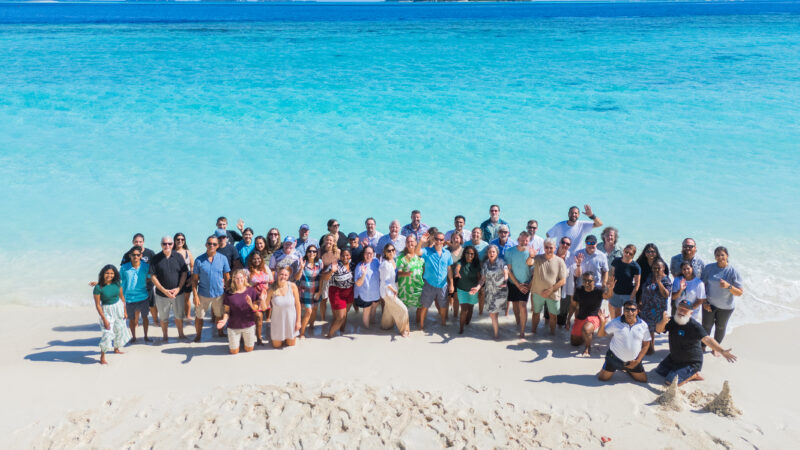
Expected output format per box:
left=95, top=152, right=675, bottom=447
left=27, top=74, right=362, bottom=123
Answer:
left=525, top=219, right=545, bottom=256
left=445, top=215, right=471, bottom=244
left=546, top=204, right=602, bottom=250
left=596, top=301, right=650, bottom=382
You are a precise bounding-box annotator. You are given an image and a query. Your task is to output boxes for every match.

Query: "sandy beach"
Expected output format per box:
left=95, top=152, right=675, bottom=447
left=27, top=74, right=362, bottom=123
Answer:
left=1, top=304, right=796, bottom=448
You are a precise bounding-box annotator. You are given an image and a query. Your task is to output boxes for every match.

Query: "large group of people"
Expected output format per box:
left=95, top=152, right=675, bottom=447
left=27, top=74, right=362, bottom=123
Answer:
left=92, top=205, right=743, bottom=386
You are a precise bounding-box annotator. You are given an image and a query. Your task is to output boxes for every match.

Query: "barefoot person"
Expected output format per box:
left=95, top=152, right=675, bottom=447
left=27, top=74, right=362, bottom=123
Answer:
left=415, top=232, right=454, bottom=330
left=149, top=236, right=189, bottom=342
left=530, top=238, right=567, bottom=336
left=480, top=204, right=510, bottom=243
left=570, top=272, right=614, bottom=356
left=324, top=248, right=354, bottom=338
left=638, top=260, right=672, bottom=354
left=93, top=265, right=131, bottom=364
left=217, top=270, right=262, bottom=354
left=546, top=204, right=603, bottom=250
left=295, top=244, right=323, bottom=339
left=454, top=246, right=481, bottom=334
left=379, top=245, right=410, bottom=337
left=173, top=233, right=194, bottom=320
left=120, top=233, right=157, bottom=325
left=265, top=267, right=301, bottom=348
left=607, top=244, right=641, bottom=319
left=505, top=231, right=534, bottom=338
left=671, top=260, right=706, bottom=322
left=478, top=245, right=508, bottom=339
left=701, top=246, right=744, bottom=345
left=246, top=252, right=273, bottom=345
left=670, top=237, right=705, bottom=280
left=397, top=234, right=424, bottom=319
left=192, top=236, right=231, bottom=342
left=354, top=246, right=381, bottom=329
left=655, top=300, right=737, bottom=386
left=596, top=301, right=650, bottom=382
left=121, top=246, right=151, bottom=343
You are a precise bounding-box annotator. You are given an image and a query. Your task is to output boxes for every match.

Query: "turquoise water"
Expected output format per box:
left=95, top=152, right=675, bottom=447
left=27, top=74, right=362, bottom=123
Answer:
left=1, top=3, right=799, bottom=326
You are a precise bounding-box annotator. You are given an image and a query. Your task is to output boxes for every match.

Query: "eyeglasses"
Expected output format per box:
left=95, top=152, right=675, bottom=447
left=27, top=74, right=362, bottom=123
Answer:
left=623, top=308, right=638, bottom=312
left=206, top=243, right=218, bottom=247
left=131, top=253, right=142, bottom=258
left=268, top=233, right=278, bottom=236
left=161, top=242, right=173, bottom=246
left=683, top=245, right=695, bottom=249
left=307, top=250, right=317, bottom=254
left=175, top=238, right=185, bottom=241
left=560, top=241, right=571, bottom=246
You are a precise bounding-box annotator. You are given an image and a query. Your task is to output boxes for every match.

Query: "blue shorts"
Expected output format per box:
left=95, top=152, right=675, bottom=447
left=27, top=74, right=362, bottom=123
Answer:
left=609, top=293, right=631, bottom=308
left=125, top=300, right=150, bottom=317
left=419, top=282, right=448, bottom=309
left=354, top=297, right=378, bottom=308
left=655, top=356, right=701, bottom=384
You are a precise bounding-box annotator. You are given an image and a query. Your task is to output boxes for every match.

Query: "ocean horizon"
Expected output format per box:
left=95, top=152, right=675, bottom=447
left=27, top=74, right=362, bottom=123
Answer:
left=1, top=1, right=798, bottom=330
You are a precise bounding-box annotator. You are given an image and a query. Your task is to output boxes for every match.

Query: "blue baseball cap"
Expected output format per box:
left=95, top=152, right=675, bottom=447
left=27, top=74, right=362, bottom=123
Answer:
left=214, top=229, right=227, bottom=238
left=283, top=236, right=296, bottom=244
left=299, top=224, right=310, bottom=231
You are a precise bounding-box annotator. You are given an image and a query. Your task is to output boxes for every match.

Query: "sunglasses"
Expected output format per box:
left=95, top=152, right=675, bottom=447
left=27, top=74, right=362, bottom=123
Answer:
left=131, top=253, right=142, bottom=257
left=386, top=248, right=396, bottom=253
left=527, top=226, right=538, bottom=230
left=161, top=242, right=173, bottom=246
left=307, top=250, right=318, bottom=254
left=435, top=238, right=445, bottom=242
left=206, top=243, right=218, bottom=247
left=331, top=224, right=340, bottom=228
left=175, top=238, right=185, bottom=241
left=624, top=308, right=638, bottom=312
left=268, top=233, right=278, bottom=236
left=585, top=241, right=597, bottom=245
left=561, top=242, right=571, bottom=246
left=683, top=245, right=695, bottom=249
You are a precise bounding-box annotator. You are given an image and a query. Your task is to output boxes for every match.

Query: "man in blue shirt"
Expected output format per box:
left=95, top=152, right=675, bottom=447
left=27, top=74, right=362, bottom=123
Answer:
left=401, top=210, right=429, bottom=241
left=121, top=245, right=151, bottom=342
left=480, top=204, right=510, bottom=243
left=415, top=231, right=454, bottom=331
left=489, top=224, right=516, bottom=260
left=192, top=235, right=231, bottom=342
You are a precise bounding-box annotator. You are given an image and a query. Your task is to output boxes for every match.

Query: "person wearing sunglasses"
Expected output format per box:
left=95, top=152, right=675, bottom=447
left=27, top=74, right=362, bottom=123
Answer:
left=525, top=220, right=545, bottom=256
left=149, top=236, right=189, bottom=342
left=670, top=238, right=705, bottom=281
left=119, top=233, right=157, bottom=325
left=488, top=224, right=515, bottom=260
left=319, top=218, right=349, bottom=251
left=263, top=228, right=283, bottom=262
left=607, top=244, right=641, bottom=319
left=192, top=236, right=231, bottom=342
left=596, top=301, right=651, bottom=383
left=573, top=235, right=609, bottom=290
left=295, top=244, right=323, bottom=338
left=379, top=245, right=410, bottom=337
left=555, top=237, right=575, bottom=328
left=121, top=245, right=152, bottom=343
left=570, top=272, right=614, bottom=356
left=415, top=232, right=455, bottom=330
left=173, top=233, right=194, bottom=320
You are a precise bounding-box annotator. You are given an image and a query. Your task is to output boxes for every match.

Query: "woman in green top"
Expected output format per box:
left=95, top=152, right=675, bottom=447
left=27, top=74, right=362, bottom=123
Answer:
left=396, top=234, right=424, bottom=309
left=454, top=247, right=481, bottom=334
left=93, top=265, right=131, bottom=364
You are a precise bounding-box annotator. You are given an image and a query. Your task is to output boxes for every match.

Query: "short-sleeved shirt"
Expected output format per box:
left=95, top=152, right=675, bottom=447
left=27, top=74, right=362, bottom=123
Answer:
left=664, top=318, right=708, bottom=367
left=269, top=249, right=302, bottom=278
left=701, top=263, right=743, bottom=309
left=605, top=316, right=651, bottom=362
left=445, top=229, right=472, bottom=245
left=354, top=259, right=381, bottom=301
left=349, top=244, right=365, bottom=268
left=149, top=251, right=188, bottom=291
left=376, top=233, right=406, bottom=255
left=217, top=243, right=242, bottom=270
left=294, top=238, right=319, bottom=257
left=120, top=262, right=150, bottom=303
left=297, top=260, right=323, bottom=303
left=419, top=247, right=453, bottom=288
left=235, top=241, right=256, bottom=268
left=464, top=240, right=489, bottom=261
left=193, top=253, right=231, bottom=298
left=527, top=235, right=545, bottom=256
left=546, top=221, right=595, bottom=250
left=531, top=255, right=567, bottom=301
left=610, top=258, right=641, bottom=295
left=576, top=249, right=609, bottom=288
left=600, top=241, right=623, bottom=268
left=358, top=231, right=384, bottom=250
left=670, top=255, right=705, bottom=281
left=489, top=238, right=516, bottom=260
left=480, top=218, right=509, bottom=243
left=573, top=287, right=603, bottom=320
left=505, top=246, right=532, bottom=284
left=400, top=223, right=429, bottom=241
left=120, top=247, right=155, bottom=266
left=223, top=287, right=257, bottom=329
left=331, top=261, right=354, bottom=289
left=672, top=277, right=706, bottom=320
left=93, top=283, right=121, bottom=305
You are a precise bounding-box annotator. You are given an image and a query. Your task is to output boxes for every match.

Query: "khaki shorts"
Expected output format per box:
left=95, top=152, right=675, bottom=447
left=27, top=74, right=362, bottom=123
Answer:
left=196, top=295, right=223, bottom=320
left=155, top=293, right=185, bottom=321
left=228, top=325, right=256, bottom=350
left=532, top=293, right=560, bottom=315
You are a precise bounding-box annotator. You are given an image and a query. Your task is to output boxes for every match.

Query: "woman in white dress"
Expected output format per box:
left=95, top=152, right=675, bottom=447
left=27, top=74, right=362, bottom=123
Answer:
left=379, top=245, right=410, bottom=337
left=265, top=267, right=301, bottom=348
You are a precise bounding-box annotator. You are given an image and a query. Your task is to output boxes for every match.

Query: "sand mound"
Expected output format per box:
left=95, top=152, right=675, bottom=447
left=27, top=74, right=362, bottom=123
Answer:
left=32, top=382, right=598, bottom=449
left=655, top=376, right=684, bottom=411
left=704, top=381, right=742, bottom=417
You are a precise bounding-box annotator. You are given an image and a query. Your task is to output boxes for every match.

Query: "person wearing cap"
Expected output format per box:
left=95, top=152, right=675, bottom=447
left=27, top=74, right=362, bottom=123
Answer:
left=401, top=210, right=429, bottom=241
left=215, top=229, right=243, bottom=272
left=654, top=300, right=737, bottom=386
left=596, top=300, right=650, bottom=382
left=192, top=235, right=231, bottom=342
left=358, top=217, right=384, bottom=251
left=480, top=204, right=510, bottom=243
left=546, top=205, right=602, bottom=251
left=295, top=224, right=318, bottom=256
left=376, top=220, right=406, bottom=255
left=573, top=234, right=609, bottom=290
left=346, top=232, right=364, bottom=267
left=269, top=236, right=302, bottom=279
left=488, top=224, right=515, bottom=260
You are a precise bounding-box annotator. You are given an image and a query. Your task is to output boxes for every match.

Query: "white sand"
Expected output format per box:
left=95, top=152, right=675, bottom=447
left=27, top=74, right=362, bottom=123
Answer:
left=1, top=305, right=797, bottom=448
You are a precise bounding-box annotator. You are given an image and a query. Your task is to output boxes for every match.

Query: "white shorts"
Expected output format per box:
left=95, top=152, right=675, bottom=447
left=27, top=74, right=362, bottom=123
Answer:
left=228, top=325, right=256, bottom=350
left=155, top=293, right=185, bottom=321
left=196, top=295, right=223, bottom=320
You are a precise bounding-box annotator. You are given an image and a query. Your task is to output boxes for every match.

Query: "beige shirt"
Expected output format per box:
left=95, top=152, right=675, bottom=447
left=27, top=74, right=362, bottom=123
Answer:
left=531, top=254, right=567, bottom=301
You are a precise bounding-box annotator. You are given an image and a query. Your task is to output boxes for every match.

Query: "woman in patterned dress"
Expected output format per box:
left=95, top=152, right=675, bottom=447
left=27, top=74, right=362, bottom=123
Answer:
left=246, top=251, right=273, bottom=345
left=479, top=245, right=509, bottom=339
left=295, top=244, right=323, bottom=339
left=396, top=234, right=424, bottom=313
left=639, top=259, right=672, bottom=354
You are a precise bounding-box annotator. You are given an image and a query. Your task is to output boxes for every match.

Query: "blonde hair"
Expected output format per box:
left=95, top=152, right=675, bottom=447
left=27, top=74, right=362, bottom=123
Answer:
left=231, top=269, right=249, bottom=291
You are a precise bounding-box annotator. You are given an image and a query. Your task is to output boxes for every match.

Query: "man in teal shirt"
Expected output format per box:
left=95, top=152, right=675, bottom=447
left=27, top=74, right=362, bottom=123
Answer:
left=121, top=245, right=151, bottom=342
left=415, top=231, right=454, bottom=330
left=505, top=232, right=534, bottom=338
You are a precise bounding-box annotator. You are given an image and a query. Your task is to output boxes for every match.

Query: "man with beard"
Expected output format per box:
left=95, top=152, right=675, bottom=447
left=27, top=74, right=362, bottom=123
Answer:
left=654, top=300, right=737, bottom=386
left=670, top=238, right=705, bottom=280
left=546, top=204, right=602, bottom=251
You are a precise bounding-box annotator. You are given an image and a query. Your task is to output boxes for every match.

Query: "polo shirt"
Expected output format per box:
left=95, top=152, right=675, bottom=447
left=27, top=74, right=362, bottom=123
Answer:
left=120, top=262, right=150, bottom=303
left=193, top=253, right=230, bottom=298
left=505, top=246, right=532, bottom=284
left=419, top=246, right=453, bottom=288
left=149, top=251, right=188, bottom=291
left=605, top=316, right=651, bottom=362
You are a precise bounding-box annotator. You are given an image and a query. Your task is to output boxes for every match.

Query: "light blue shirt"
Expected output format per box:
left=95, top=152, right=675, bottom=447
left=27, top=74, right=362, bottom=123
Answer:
left=505, top=246, right=532, bottom=284
left=235, top=241, right=255, bottom=266
left=120, top=262, right=150, bottom=303
left=420, top=246, right=453, bottom=288
left=465, top=240, right=489, bottom=261
left=701, top=263, right=743, bottom=309
left=354, top=259, right=381, bottom=301
left=295, top=238, right=319, bottom=257
left=193, top=253, right=230, bottom=298
left=376, top=233, right=406, bottom=256
left=489, top=238, right=516, bottom=260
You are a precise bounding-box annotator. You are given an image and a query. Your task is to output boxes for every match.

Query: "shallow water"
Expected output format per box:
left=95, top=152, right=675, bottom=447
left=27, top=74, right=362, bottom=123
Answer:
left=1, top=2, right=799, bottom=327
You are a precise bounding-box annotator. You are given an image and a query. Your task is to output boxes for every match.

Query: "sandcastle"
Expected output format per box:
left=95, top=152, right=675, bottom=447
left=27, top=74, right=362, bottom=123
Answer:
left=656, top=375, right=684, bottom=411
left=704, top=381, right=742, bottom=417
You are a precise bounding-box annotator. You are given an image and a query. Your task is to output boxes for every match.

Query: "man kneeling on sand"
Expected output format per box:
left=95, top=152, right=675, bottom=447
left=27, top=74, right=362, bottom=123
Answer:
left=654, top=300, right=737, bottom=386
left=596, top=300, right=650, bottom=382
left=570, top=272, right=614, bottom=356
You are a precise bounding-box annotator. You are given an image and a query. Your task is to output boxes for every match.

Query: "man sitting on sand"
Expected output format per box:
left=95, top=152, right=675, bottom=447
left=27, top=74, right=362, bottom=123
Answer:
left=596, top=300, right=650, bottom=382
left=654, top=300, right=737, bottom=386
left=570, top=272, right=614, bottom=356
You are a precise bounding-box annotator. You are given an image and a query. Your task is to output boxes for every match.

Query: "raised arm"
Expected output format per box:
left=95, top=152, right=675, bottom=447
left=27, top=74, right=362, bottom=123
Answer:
left=701, top=336, right=737, bottom=363
left=583, top=204, right=603, bottom=228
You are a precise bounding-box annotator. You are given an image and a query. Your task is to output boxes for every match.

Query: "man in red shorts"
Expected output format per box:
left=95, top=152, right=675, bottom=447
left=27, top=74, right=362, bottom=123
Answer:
left=570, top=272, right=613, bottom=356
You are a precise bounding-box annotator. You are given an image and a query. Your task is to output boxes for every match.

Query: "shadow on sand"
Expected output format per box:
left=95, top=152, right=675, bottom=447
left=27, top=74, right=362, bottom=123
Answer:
left=25, top=350, right=97, bottom=365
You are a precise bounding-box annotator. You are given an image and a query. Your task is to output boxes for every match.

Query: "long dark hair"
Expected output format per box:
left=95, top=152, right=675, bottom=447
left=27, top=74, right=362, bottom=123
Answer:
left=459, top=246, right=481, bottom=272
left=173, top=232, right=189, bottom=251
left=98, top=264, right=121, bottom=287
left=635, top=243, right=670, bottom=301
